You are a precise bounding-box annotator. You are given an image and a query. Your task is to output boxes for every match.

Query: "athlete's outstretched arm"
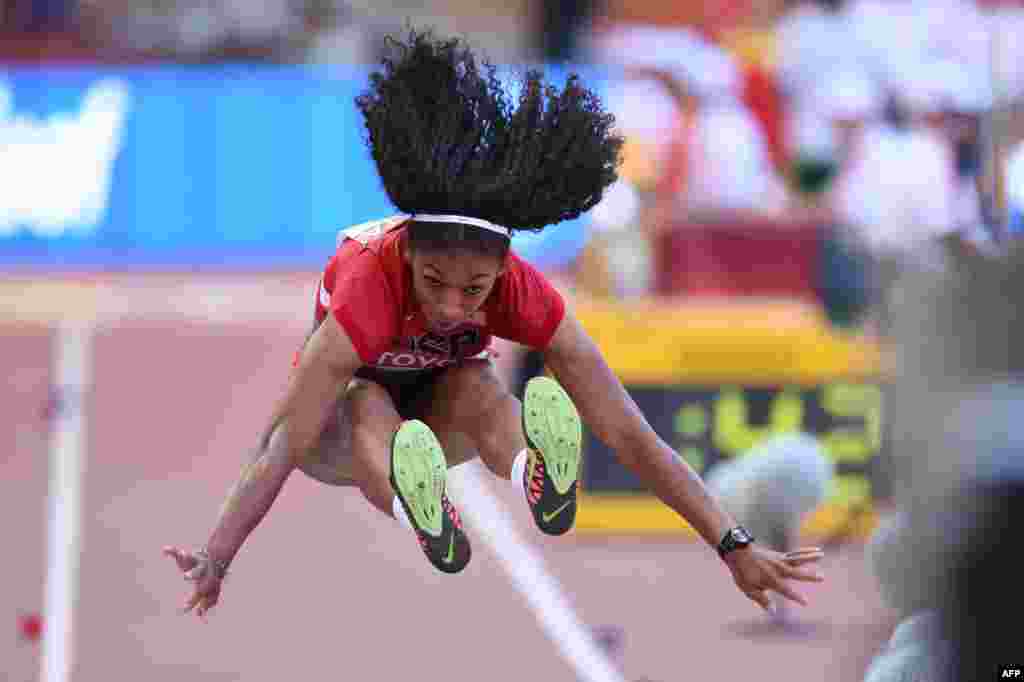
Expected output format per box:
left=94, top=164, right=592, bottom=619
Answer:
left=163, top=317, right=362, bottom=618
left=543, top=311, right=824, bottom=613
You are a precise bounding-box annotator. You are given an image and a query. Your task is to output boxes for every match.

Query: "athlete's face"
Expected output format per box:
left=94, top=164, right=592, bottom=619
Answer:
left=405, top=247, right=505, bottom=332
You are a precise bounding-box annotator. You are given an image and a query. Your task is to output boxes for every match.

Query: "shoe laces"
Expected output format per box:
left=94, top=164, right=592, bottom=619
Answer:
left=442, top=493, right=463, bottom=530
left=526, top=451, right=545, bottom=506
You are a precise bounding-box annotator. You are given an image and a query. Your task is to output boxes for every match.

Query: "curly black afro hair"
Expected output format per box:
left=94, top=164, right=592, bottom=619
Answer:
left=355, top=27, right=623, bottom=235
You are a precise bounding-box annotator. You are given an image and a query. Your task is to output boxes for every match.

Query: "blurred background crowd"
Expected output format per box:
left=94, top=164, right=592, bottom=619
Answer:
left=3, top=0, right=1023, bottom=310
left=3, top=1, right=1023, bottom=680
left=4, top=0, right=1023, bottom=265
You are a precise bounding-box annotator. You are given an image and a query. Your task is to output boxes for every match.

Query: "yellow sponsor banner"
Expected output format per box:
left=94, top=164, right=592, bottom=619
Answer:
left=573, top=298, right=884, bottom=385
left=575, top=494, right=879, bottom=540
left=571, top=298, right=887, bottom=537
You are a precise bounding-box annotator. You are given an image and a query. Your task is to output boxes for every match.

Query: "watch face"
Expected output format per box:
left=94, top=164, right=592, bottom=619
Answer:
left=719, top=526, right=755, bottom=557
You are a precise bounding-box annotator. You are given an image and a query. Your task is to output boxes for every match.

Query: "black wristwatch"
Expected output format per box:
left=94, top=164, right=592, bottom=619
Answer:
left=717, top=526, right=755, bottom=559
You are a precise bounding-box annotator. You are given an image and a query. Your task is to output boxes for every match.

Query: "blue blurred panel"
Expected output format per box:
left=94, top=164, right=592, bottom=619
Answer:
left=305, top=65, right=395, bottom=258
left=113, top=68, right=197, bottom=255
left=1009, top=205, right=1024, bottom=238
left=511, top=222, right=589, bottom=272
left=210, top=67, right=309, bottom=256
left=0, top=62, right=609, bottom=271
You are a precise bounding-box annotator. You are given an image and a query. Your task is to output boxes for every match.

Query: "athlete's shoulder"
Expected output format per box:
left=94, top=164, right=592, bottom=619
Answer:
left=503, top=248, right=556, bottom=285
left=485, top=248, right=566, bottom=348
left=325, top=218, right=409, bottom=363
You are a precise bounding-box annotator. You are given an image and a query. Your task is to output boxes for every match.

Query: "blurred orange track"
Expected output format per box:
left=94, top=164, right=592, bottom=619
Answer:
left=1, top=320, right=895, bottom=682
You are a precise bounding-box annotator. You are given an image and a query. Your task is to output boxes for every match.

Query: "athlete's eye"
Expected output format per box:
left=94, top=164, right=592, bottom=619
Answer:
left=464, top=286, right=484, bottom=296
left=425, top=277, right=444, bottom=289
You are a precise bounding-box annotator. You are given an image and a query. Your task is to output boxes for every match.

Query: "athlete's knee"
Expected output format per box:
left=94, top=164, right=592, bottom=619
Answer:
left=345, top=379, right=398, bottom=424
left=438, top=360, right=498, bottom=391
left=436, top=361, right=510, bottom=416
left=344, top=380, right=402, bottom=474
left=475, top=393, right=520, bottom=448
left=348, top=420, right=393, bottom=485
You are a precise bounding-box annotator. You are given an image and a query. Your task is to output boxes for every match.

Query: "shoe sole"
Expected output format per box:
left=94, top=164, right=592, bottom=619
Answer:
left=522, top=376, right=582, bottom=496
left=391, top=419, right=447, bottom=538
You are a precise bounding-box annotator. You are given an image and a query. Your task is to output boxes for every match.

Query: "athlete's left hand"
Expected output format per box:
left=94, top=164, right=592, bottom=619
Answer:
left=163, top=546, right=225, bottom=620
left=723, top=545, right=824, bottom=613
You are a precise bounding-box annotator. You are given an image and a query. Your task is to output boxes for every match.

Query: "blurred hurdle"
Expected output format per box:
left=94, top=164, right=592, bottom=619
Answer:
left=40, top=323, right=92, bottom=682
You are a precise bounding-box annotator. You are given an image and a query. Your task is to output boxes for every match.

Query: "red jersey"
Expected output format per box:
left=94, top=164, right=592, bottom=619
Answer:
left=314, top=216, right=565, bottom=374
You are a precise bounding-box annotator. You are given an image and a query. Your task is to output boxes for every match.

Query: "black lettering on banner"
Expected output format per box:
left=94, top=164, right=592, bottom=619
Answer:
left=581, top=383, right=886, bottom=509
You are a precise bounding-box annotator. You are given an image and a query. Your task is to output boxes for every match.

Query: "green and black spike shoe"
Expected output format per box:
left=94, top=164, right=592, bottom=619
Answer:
left=390, top=420, right=471, bottom=574
left=521, top=377, right=582, bottom=536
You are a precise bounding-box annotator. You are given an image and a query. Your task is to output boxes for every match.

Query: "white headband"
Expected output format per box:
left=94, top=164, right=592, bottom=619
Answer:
left=410, top=213, right=511, bottom=238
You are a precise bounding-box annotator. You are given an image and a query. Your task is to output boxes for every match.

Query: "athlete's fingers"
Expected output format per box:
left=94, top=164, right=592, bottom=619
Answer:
left=771, top=578, right=808, bottom=607
left=784, top=554, right=824, bottom=568
left=746, top=589, right=772, bottom=613
left=183, top=590, right=201, bottom=614
left=163, top=546, right=199, bottom=573
left=196, top=596, right=210, bottom=620
left=784, top=548, right=824, bottom=565
left=781, top=563, right=825, bottom=582
left=199, top=591, right=220, bottom=619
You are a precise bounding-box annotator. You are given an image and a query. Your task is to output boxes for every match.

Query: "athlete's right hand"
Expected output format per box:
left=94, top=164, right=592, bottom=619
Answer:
left=162, top=546, right=224, bottom=619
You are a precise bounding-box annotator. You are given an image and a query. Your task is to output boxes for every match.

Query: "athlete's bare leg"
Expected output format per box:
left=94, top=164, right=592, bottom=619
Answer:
left=302, top=376, right=474, bottom=572
left=420, top=359, right=528, bottom=479
left=424, top=359, right=584, bottom=536
left=300, top=378, right=404, bottom=515
left=347, top=380, right=411, bottom=513
left=298, top=365, right=517, bottom=513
